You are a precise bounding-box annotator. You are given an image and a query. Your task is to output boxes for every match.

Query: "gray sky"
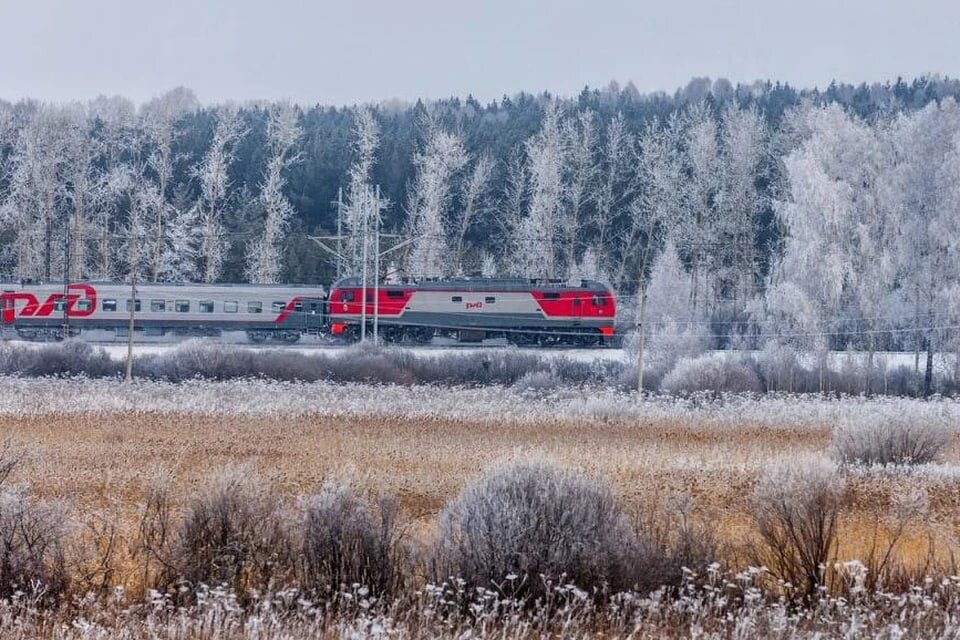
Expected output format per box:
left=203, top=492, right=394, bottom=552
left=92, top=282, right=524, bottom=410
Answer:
left=0, top=0, right=957, bottom=106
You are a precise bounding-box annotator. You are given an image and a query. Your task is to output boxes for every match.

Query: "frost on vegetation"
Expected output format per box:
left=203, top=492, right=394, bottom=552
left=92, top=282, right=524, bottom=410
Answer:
left=300, top=478, right=401, bottom=599
left=432, top=460, right=642, bottom=600
left=750, top=457, right=843, bottom=599
left=660, top=353, right=763, bottom=394
left=7, top=376, right=960, bottom=436
left=833, top=410, right=956, bottom=466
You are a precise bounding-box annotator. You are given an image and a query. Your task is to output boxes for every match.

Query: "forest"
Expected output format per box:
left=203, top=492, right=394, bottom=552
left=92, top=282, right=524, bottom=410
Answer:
left=2, top=75, right=960, bottom=363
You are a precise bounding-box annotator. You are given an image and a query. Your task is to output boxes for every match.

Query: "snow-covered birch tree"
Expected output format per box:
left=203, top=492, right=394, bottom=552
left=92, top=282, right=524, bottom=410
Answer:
left=560, top=110, right=598, bottom=278
left=195, top=106, right=245, bottom=282
left=405, top=125, right=468, bottom=279
left=344, top=107, right=380, bottom=276
left=246, top=102, right=301, bottom=284
left=140, top=87, right=198, bottom=281
left=889, top=99, right=960, bottom=392
left=450, top=154, right=494, bottom=275
left=511, top=100, right=564, bottom=278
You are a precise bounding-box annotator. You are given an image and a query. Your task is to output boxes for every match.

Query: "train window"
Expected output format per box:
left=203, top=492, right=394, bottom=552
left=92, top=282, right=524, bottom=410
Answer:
left=175, top=300, right=190, bottom=313
left=573, top=297, right=581, bottom=306
left=341, top=291, right=355, bottom=303
left=543, top=292, right=560, bottom=300
left=485, top=296, right=496, bottom=304
left=199, top=300, right=214, bottom=313
left=102, top=299, right=117, bottom=312
left=386, top=290, right=404, bottom=299
left=294, top=301, right=303, bottom=311
left=593, top=295, right=606, bottom=307
left=452, top=296, right=463, bottom=303
left=248, top=301, right=263, bottom=314
left=76, top=299, right=92, bottom=312
left=150, top=299, right=166, bottom=312
left=224, top=301, right=238, bottom=313
left=53, top=300, right=66, bottom=312
left=126, top=299, right=141, bottom=312
left=272, top=301, right=286, bottom=312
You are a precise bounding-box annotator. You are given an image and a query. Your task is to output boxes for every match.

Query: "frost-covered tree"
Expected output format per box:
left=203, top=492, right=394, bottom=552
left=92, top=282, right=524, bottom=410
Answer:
left=766, top=103, right=894, bottom=387
left=888, top=99, right=960, bottom=391
left=678, top=103, right=721, bottom=314
left=645, top=240, right=693, bottom=326
left=88, top=96, right=137, bottom=280
left=610, top=114, right=682, bottom=292
left=450, top=155, right=494, bottom=275
left=716, top=104, right=768, bottom=304
left=158, top=206, right=200, bottom=281
left=560, top=110, right=598, bottom=278
left=1, top=105, right=69, bottom=280
left=195, top=106, right=245, bottom=282
left=140, top=87, right=198, bottom=281
left=511, top=100, right=564, bottom=278
left=246, top=102, right=301, bottom=284
left=343, top=107, right=381, bottom=277
left=405, top=124, right=467, bottom=279
left=61, top=104, right=105, bottom=280
left=594, top=113, right=635, bottom=264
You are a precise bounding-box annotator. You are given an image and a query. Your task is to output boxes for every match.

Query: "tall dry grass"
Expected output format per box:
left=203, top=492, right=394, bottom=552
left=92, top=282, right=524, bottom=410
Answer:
left=0, top=379, right=958, bottom=635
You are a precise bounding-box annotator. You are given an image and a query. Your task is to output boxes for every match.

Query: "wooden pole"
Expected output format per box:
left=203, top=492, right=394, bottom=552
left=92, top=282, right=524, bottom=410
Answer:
left=125, top=275, right=136, bottom=383
left=636, top=282, right=647, bottom=394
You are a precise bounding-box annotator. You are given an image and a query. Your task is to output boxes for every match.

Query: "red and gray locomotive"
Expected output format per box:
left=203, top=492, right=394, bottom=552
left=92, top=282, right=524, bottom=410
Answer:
left=2, top=277, right=616, bottom=346
left=327, top=277, right=616, bottom=346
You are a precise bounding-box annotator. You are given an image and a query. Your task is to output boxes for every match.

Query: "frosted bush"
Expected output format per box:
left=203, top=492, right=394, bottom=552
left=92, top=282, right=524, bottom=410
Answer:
left=162, top=466, right=293, bottom=601
left=0, top=487, right=70, bottom=603
left=300, top=479, right=401, bottom=598
left=661, top=354, right=762, bottom=394
left=432, top=460, right=642, bottom=601
left=750, top=457, right=843, bottom=599
left=833, top=412, right=955, bottom=466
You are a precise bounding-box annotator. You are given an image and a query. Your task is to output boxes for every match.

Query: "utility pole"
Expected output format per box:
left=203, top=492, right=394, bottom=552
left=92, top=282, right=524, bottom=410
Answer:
left=62, top=214, right=70, bottom=340
left=334, top=187, right=344, bottom=279
left=373, top=185, right=381, bottom=344
left=125, top=274, right=136, bottom=383
left=360, top=189, right=369, bottom=343
left=636, top=283, right=647, bottom=394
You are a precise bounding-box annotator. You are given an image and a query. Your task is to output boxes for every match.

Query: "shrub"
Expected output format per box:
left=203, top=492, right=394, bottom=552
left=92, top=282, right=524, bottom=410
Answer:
left=750, top=457, right=843, bottom=599
left=432, top=460, right=640, bottom=601
left=0, top=487, right=70, bottom=603
left=162, top=467, right=293, bottom=601
left=660, top=354, right=763, bottom=394
left=299, top=479, right=401, bottom=598
left=0, top=340, right=119, bottom=378
left=833, top=413, right=955, bottom=466
left=136, top=340, right=256, bottom=381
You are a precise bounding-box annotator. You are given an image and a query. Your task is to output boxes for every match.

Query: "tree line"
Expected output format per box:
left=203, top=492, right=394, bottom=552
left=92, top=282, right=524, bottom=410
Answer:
left=1, top=75, right=960, bottom=364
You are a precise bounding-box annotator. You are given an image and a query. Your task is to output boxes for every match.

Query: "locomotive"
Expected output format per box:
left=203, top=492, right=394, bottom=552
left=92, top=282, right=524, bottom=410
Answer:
left=1, top=277, right=616, bottom=346
left=327, top=277, right=616, bottom=346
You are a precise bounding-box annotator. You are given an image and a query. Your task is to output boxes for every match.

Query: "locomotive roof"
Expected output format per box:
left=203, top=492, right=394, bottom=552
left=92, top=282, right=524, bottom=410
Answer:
left=331, top=277, right=610, bottom=292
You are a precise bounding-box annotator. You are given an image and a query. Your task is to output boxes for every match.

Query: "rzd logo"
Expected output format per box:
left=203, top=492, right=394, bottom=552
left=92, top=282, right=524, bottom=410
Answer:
left=1, top=284, right=98, bottom=324
left=465, top=301, right=483, bottom=310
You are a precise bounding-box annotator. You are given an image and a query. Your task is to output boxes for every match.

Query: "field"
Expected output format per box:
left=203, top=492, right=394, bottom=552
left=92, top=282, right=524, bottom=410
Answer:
left=1, top=377, right=960, bottom=637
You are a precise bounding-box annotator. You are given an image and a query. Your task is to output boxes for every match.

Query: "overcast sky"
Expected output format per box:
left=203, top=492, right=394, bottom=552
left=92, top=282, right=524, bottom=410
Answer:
left=0, top=0, right=957, bottom=107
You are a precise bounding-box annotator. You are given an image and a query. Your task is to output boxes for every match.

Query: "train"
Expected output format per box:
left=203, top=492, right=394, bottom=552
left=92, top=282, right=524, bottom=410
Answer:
left=1, top=277, right=617, bottom=346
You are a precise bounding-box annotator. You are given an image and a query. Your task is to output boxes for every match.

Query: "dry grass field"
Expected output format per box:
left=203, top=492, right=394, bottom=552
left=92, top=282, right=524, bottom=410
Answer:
left=2, top=377, right=960, bottom=637
left=2, top=380, right=959, bottom=579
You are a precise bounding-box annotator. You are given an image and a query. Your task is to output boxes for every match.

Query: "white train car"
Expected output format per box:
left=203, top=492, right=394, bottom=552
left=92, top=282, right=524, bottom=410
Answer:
left=1, top=281, right=326, bottom=343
